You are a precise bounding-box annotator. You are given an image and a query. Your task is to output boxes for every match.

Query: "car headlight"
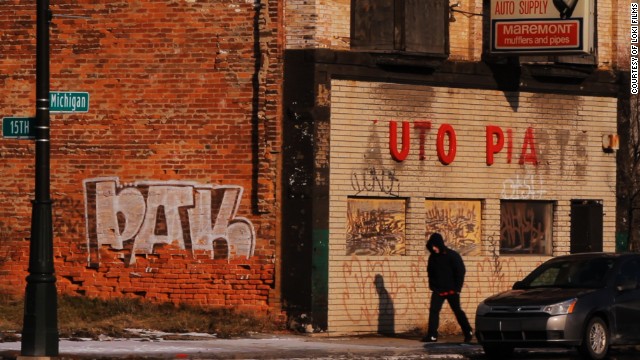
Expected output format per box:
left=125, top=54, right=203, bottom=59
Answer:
left=543, top=298, right=577, bottom=315
left=476, top=301, right=491, bottom=316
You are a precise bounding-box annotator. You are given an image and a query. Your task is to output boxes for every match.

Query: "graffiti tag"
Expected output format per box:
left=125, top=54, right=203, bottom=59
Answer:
left=501, top=174, right=546, bottom=200
left=84, top=177, right=255, bottom=265
left=351, top=167, right=400, bottom=197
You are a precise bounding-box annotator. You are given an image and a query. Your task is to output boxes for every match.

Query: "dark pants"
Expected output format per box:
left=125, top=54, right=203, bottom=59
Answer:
left=427, top=291, right=472, bottom=337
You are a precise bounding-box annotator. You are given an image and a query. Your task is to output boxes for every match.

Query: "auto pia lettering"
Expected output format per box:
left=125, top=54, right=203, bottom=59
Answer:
left=388, top=121, right=538, bottom=166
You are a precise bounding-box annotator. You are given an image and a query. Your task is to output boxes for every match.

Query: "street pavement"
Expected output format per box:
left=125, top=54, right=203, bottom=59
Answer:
left=0, top=333, right=482, bottom=360
left=4, top=332, right=639, bottom=360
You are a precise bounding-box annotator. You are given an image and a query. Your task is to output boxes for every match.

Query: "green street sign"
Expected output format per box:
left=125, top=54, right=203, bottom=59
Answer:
left=50, top=91, right=89, bottom=113
left=2, top=117, right=36, bottom=139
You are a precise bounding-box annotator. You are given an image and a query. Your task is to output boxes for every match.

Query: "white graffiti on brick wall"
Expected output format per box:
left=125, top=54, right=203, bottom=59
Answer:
left=500, top=174, right=546, bottom=200
left=83, top=177, right=255, bottom=265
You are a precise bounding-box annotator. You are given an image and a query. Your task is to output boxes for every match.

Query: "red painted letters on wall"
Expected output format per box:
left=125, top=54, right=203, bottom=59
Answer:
left=390, top=121, right=411, bottom=161
left=436, top=123, right=457, bottom=165
left=388, top=121, right=538, bottom=166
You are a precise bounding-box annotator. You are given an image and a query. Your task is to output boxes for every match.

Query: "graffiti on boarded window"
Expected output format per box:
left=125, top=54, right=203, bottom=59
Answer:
left=500, top=200, right=552, bottom=255
left=425, top=199, right=481, bottom=256
left=346, top=198, right=406, bottom=256
left=84, top=177, right=255, bottom=265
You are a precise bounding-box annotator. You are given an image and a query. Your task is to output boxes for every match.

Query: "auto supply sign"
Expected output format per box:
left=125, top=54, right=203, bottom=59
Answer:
left=490, top=0, right=595, bottom=54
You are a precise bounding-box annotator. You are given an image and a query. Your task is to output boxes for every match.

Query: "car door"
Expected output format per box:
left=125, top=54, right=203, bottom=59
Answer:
left=612, top=258, right=640, bottom=342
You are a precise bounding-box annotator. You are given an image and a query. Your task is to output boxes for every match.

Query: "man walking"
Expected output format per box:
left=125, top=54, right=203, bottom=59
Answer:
left=423, top=232, right=473, bottom=343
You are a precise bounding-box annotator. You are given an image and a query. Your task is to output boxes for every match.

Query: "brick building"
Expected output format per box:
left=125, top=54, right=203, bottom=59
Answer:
left=281, top=0, right=630, bottom=334
left=0, top=0, right=283, bottom=310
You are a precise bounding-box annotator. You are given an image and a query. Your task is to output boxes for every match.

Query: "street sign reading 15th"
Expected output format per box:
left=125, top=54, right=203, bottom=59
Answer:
left=50, top=91, right=89, bottom=113
left=2, top=117, right=36, bottom=139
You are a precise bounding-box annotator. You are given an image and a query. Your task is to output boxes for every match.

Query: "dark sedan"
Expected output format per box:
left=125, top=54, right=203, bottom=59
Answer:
left=475, top=252, right=640, bottom=360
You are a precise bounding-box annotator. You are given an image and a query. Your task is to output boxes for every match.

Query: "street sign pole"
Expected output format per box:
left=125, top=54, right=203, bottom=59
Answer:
left=21, top=0, right=59, bottom=356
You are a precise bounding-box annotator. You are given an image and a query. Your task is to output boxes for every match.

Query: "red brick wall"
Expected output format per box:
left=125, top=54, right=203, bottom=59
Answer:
left=0, top=0, right=282, bottom=311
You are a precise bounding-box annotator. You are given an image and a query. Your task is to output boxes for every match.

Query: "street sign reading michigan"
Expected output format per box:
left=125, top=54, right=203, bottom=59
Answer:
left=50, top=91, right=89, bottom=113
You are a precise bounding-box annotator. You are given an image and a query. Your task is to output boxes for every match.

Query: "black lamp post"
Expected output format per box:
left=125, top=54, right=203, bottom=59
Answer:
left=21, top=0, right=59, bottom=356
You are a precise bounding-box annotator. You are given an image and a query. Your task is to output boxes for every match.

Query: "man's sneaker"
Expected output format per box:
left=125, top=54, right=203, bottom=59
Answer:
left=421, top=335, right=437, bottom=342
left=464, top=331, right=473, bottom=343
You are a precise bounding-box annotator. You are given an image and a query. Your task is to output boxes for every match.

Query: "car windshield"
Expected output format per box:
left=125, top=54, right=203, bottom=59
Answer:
left=523, top=257, right=615, bottom=289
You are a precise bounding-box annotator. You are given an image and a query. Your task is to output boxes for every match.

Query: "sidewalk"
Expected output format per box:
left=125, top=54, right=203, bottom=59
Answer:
left=0, top=333, right=481, bottom=360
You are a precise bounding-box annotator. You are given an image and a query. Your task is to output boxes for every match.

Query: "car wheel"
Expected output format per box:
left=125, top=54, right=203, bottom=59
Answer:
left=482, top=344, right=514, bottom=359
left=578, top=316, right=609, bottom=360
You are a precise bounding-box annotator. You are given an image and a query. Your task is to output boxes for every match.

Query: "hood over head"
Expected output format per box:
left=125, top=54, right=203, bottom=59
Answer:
left=427, top=233, right=446, bottom=254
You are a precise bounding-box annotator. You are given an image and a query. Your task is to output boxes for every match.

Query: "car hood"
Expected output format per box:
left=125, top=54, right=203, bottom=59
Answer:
left=483, top=287, right=596, bottom=306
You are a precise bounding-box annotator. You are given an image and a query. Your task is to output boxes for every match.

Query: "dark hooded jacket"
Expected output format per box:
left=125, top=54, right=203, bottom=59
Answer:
left=426, top=233, right=466, bottom=293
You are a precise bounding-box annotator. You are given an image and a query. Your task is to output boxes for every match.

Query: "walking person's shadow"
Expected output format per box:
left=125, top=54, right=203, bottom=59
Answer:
left=374, top=274, right=395, bottom=335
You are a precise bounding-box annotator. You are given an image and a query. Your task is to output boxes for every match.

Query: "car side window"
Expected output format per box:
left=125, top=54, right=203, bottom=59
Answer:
left=575, top=258, right=612, bottom=288
left=527, top=259, right=614, bottom=288
left=616, top=259, right=640, bottom=290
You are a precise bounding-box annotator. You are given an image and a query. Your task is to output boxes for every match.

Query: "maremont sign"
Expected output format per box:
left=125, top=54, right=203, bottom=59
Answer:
left=490, top=0, right=595, bottom=54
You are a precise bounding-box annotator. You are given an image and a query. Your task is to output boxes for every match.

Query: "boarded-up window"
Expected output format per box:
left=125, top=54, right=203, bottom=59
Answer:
left=500, top=200, right=553, bottom=255
left=351, top=0, right=449, bottom=55
left=425, top=199, right=482, bottom=256
left=346, top=197, right=406, bottom=256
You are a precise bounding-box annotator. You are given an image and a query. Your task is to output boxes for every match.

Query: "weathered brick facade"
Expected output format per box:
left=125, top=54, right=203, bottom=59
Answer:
left=327, top=81, right=617, bottom=333
left=282, top=0, right=630, bottom=334
left=284, top=0, right=630, bottom=67
left=0, top=0, right=283, bottom=311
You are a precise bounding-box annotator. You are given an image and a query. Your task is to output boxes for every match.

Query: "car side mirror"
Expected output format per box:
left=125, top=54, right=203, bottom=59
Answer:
left=616, top=278, right=637, bottom=292
left=512, top=280, right=526, bottom=290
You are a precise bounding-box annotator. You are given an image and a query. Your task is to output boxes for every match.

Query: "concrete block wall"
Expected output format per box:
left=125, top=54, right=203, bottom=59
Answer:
left=326, top=79, right=618, bottom=333
left=0, top=0, right=282, bottom=311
